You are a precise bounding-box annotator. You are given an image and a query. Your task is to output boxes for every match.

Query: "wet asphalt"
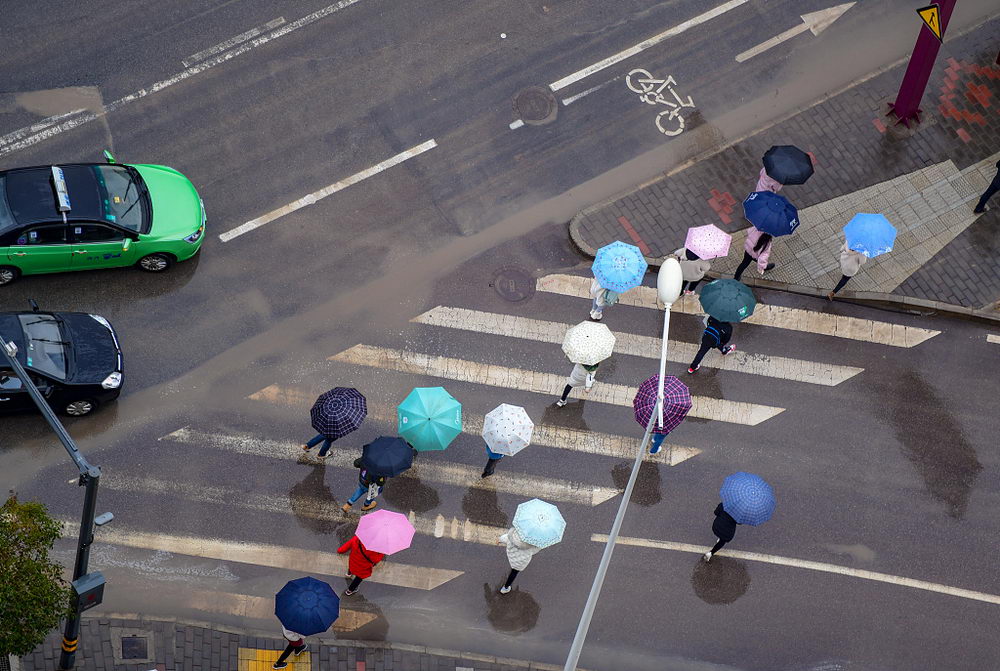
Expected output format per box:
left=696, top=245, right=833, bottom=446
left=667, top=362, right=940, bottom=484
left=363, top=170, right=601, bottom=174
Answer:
left=2, top=1, right=1000, bottom=670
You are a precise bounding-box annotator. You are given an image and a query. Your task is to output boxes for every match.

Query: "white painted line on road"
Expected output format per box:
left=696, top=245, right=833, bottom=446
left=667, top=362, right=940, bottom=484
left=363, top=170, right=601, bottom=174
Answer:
left=0, top=0, right=367, bottom=158
left=509, top=119, right=525, bottom=130
left=987, top=334, right=1000, bottom=344
left=219, top=139, right=437, bottom=242
left=249, top=383, right=702, bottom=466
left=61, top=520, right=462, bottom=590
left=413, top=306, right=863, bottom=386
left=734, top=3, right=855, bottom=63
left=537, top=274, right=941, bottom=348
left=561, top=82, right=610, bottom=106
left=187, top=590, right=377, bottom=631
left=182, top=17, right=286, bottom=67
left=161, top=427, right=620, bottom=506
left=0, top=109, right=87, bottom=148
left=548, top=0, right=750, bottom=92
left=596, top=534, right=1000, bottom=606
left=329, top=344, right=784, bottom=426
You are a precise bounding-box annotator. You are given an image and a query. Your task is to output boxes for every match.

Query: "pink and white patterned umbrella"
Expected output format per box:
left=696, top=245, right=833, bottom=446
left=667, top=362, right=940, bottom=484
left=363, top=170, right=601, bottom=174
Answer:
left=482, top=403, right=534, bottom=456
left=683, top=225, right=732, bottom=260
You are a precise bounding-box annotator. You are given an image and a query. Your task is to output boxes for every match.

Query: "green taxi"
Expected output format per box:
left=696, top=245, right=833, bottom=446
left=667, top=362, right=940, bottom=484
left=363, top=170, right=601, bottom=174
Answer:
left=0, top=151, right=205, bottom=285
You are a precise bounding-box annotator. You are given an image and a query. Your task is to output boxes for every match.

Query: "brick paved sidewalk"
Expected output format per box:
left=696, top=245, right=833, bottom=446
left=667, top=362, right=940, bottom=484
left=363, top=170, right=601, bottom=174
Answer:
left=16, top=615, right=571, bottom=671
left=570, top=15, right=1000, bottom=311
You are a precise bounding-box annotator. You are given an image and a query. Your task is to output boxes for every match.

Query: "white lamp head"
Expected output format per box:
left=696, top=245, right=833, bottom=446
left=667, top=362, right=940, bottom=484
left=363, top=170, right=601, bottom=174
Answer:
left=657, top=257, right=683, bottom=306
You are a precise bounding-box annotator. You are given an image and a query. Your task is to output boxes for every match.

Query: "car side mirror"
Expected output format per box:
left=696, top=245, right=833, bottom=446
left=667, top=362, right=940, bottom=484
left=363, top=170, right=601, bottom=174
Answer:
left=122, top=238, right=131, bottom=251
left=103, top=150, right=116, bottom=164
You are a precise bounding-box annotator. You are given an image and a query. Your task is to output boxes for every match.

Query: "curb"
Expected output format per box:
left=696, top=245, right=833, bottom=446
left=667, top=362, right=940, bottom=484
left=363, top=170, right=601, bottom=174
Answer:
left=78, top=613, right=585, bottom=671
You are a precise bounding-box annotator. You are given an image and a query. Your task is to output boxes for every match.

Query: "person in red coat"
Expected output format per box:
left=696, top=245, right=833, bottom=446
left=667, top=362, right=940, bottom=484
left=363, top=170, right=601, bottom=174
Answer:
left=337, top=535, right=385, bottom=595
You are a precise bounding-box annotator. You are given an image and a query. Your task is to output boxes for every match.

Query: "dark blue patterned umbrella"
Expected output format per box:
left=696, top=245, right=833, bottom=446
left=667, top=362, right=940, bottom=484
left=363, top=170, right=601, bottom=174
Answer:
left=275, top=576, right=339, bottom=635
left=719, top=472, right=775, bottom=526
left=361, top=436, right=414, bottom=477
left=743, top=191, right=800, bottom=236
left=310, top=388, right=367, bottom=440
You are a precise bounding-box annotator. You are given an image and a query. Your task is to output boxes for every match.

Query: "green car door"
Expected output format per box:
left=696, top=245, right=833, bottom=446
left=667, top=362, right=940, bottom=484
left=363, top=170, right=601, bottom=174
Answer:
left=68, top=223, right=136, bottom=271
left=7, top=224, right=72, bottom=274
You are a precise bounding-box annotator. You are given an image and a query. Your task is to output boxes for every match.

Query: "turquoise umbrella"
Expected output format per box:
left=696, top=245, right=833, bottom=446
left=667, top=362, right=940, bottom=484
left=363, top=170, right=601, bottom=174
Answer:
left=397, top=387, right=462, bottom=452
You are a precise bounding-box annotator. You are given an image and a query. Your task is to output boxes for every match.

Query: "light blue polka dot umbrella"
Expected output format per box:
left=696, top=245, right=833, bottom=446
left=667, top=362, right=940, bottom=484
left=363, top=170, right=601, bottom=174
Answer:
left=719, top=472, right=775, bottom=526
left=843, top=213, right=897, bottom=258
left=512, top=498, right=565, bottom=548
left=592, top=241, right=648, bottom=293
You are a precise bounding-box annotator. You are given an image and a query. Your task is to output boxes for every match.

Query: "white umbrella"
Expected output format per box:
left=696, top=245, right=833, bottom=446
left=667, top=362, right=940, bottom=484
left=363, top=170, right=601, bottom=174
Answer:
left=482, top=403, right=534, bottom=456
left=561, top=321, right=616, bottom=366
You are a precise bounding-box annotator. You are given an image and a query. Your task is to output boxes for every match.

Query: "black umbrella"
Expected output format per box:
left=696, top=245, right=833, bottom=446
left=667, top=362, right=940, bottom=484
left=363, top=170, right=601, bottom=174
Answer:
left=762, top=145, right=813, bottom=185
left=361, top=436, right=413, bottom=477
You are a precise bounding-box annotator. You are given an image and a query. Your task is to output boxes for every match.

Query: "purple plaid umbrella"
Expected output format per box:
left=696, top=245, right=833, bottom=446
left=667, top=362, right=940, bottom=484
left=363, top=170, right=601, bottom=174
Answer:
left=683, top=225, right=732, bottom=260
left=310, top=388, right=367, bottom=440
left=632, top=375, right=692, bottom=434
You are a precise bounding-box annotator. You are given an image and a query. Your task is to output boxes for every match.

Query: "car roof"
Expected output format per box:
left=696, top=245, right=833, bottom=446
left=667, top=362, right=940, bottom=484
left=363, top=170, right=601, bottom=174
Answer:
left=2, top=164, right=111, bottom=228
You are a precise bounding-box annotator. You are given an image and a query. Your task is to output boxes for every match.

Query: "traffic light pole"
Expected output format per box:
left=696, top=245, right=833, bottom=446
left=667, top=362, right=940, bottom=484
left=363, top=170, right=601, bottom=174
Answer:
left=1, top=339, right=101, bottom=669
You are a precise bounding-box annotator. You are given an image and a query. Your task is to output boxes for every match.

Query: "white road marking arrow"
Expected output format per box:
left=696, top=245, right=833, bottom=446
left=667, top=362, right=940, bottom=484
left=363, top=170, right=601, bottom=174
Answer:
left=735, top=2, right=855, bottom=63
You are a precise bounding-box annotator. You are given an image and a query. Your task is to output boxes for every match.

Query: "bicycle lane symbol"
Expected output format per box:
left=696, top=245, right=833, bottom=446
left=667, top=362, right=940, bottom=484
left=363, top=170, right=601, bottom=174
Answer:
left=625, top=69, right=696, bottom=137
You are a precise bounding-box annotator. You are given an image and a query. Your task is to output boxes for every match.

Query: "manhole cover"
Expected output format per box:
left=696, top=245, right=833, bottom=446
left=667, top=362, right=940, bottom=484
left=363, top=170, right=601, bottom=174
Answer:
left=121, top=636, right=148, bottom=659
left=491, top=266, right=535, bottom=302
left=514, top=87, right=557, bottom=125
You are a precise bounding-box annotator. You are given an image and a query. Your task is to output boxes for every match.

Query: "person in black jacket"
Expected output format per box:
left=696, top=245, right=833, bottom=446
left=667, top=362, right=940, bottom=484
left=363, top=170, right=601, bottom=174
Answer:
left=704, top=502, right=739, bottom=562
left=688, top=316, right=736, bottom=373
left=973, top=159, right=1000, bottom=214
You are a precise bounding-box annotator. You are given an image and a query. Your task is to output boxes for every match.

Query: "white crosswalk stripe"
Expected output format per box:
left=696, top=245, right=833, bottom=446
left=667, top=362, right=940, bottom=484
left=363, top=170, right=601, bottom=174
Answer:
left=186, top=590, right=378, bottom=631
left=987, top=334, right=1000, bottom=344
left=160, top=427, right=621, bottom=506
left=329, top=344, right=784, bottom=426
left=536, top=274, right=941, bottom=348
left=249, top=384, right=702, bottom=466
left=413, top=305, right=863, bottom=386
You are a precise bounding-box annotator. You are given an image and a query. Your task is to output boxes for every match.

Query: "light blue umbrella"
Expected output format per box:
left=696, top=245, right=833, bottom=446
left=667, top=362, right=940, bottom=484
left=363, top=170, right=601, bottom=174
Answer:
left=397, top=387, right=462, bottom=452
left=592, top=241, right=648, bottom=293
left=512, top=498, right=565, bottom=548
left=719, top=472, right=775, bottom=526
left=843, top=213, right=896, bottom=258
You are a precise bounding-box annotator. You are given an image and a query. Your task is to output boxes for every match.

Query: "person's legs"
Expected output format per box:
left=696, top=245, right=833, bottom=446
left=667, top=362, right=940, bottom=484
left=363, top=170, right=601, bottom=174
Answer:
left=649, top=431, right=667, bottom=454
left=500, top=568, right=519, bottom=593
left=703, top=538, right=728, bottom=562
left=304, top=433, right=325, bottom=450
left=361, top=485, right=383, bottom=510
left=345, top=484, right=367, bottom=508
left=974, top=181, right=999, bottom=213
left=688, top=337, right=714, bottom=372
left=590, top=298, right=604, bottom=320
left=345, top=575, right=363, bottom=594
left=273, top=641, right=303, bottom=668
left=482, top=457, right=501, bottom=478
left=686, top=278, right=701, bottom=293
left=316, top=438, right=333, bottom=457
left=828, top=274, right=851, bottom=299
left=733, top=252, right=753, bottom=281
left=556, top=384, right=573, bottom=406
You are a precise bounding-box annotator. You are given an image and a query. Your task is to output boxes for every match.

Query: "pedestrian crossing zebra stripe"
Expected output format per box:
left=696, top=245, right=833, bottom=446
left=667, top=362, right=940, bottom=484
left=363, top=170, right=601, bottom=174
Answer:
left=60, top=520, right=464, bottom=591
left=328, top=344, right=785, bottom=426
left=160, top=427, right=621, bottom=506
left=987, top=334, right=1000, bottom=344
left=412, top=305, right=863, bottom=386
left=536, top=274, right=941, bottom=348
left=185, top=591, right=378, bottom=631
left=248, top=384, right=702, bottom=466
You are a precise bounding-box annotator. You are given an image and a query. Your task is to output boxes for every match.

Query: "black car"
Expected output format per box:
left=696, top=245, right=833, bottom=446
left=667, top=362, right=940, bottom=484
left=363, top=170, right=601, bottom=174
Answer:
left=0, top=303, right=123, bottom=416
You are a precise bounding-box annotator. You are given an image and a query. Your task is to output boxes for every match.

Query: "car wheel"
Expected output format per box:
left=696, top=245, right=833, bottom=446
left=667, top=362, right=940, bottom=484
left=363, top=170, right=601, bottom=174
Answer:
left=137, top=253, right=173, bottom=272
left=0, top=266, right=20, bottom=286
left=64, top=399, right=97, bottom=417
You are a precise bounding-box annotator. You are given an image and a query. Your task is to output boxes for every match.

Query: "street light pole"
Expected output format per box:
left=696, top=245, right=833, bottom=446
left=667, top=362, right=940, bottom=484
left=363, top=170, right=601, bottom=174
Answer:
left=563, top=258, right=683, bottom=671
left=1, top=339, right=103, bottom=669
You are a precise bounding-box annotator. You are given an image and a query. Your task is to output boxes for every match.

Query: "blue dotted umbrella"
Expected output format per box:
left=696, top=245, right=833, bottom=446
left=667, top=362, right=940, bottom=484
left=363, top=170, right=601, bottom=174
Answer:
left=310, top=388, right=367, bottom=440
left=844, top=213, right=896, bottom=258
left=274, top=577, right=340, bottom=636
left=719, top=472, right=775, bottom=526
left=743, top=191, right=800, bottom=236
left=592, top=241, right=648, bottom=293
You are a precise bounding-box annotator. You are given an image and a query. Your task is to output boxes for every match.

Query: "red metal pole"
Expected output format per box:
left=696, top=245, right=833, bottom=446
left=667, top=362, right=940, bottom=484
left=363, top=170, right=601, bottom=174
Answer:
left=887, top=1, right=958, bottom=127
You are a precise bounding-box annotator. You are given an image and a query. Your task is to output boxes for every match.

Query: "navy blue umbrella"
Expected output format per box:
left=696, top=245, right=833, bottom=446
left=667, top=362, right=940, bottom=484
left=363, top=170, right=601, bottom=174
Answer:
left=743, top=191, right=800, bottom=237
left=310, top=388, right=367, bottom=440
left=275, top=577, right=340, bottom=636
left=361, top=436, right=414, bottom=477
left=762, top=145, right=813, bottom=185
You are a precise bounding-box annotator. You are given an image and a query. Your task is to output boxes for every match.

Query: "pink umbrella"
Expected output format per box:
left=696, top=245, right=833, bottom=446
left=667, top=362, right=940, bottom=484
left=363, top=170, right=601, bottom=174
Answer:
left=355, top=510, right=415, bottom=555
left=683, top=225, right=732, bottom=260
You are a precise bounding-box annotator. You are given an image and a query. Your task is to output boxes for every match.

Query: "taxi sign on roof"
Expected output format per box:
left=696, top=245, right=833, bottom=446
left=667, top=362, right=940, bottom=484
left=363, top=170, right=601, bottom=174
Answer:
left=916, top=4, right=943, bottom=42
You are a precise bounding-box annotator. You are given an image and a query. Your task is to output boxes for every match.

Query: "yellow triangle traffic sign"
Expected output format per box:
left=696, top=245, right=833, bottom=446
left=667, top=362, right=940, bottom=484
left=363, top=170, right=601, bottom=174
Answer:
left=916, top=4, right=942, bottom=41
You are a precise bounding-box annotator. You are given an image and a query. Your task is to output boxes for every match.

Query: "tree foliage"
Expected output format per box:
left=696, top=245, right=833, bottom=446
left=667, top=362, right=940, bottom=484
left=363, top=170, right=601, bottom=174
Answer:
left=0, top=494, right=72, bottom=657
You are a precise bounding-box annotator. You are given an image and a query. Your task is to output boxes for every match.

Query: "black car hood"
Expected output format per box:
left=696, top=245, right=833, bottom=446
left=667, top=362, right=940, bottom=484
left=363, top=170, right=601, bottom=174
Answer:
left=60, top=314, right=119, bottom=383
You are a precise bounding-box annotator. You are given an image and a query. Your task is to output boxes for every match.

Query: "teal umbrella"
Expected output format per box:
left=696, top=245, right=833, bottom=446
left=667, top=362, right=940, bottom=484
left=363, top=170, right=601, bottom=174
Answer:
left=397, top=387, right=462, bottom=452
left=699, top=279, right=756, bottom=323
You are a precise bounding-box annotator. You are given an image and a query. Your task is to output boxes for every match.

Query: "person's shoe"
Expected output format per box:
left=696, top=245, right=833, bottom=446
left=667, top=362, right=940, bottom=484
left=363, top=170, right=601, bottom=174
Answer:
left=302, top=444, right=312, bottom=452
left=827, top=291, right=835, bottom=302
left=589, top=309, right=603, bottom=321
left=973, top=205, right=989, bottom=214
left=499, top=585, right=512, bottom=594
left=344, top=588, right=357, bottom=596
left=683, top=289, right=695, bottom=296
left=481, top=470, right=493, bottom=479
left=293, top=644, right=309, bottom=658
left=556, top=399, right=567, bottom=407
left=722, top=344, right=736, bottom=356
left=341, top=503, right=352, bottom=514
left=649, top=442, right=661, bottom=455
left=361, top=500, right=378, bottom=511
left=687, top=365, right=699, bottom=374
left=703, top=551, right=712, bottom=563
left=273, top=661, right=288, bottom=669
left=585, top=373, right=595, bottom=391
left=317, top=452, right=329, bottom=459
left=764, top=263, right=776, bottom=272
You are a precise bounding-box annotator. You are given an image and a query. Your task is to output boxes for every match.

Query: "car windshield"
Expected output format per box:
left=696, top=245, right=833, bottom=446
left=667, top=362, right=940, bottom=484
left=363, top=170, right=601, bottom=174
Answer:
left=17, top=314, right=69, bottom=380
left=92, top=165, right=147, bottom=232
left=0, top=176, right=15, bottom=235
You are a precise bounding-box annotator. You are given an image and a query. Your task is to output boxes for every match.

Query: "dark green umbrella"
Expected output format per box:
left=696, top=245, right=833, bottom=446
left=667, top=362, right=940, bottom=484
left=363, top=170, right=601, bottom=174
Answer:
left=699, top=279, right=756, bottom=323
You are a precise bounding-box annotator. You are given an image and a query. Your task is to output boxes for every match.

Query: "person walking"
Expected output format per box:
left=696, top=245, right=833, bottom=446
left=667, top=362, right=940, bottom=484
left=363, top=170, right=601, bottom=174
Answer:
left=497, top=526, right=541, bottom=594
left=301, top=432, right=335, bottom=458
left=732, top=226, right=775, bottom=282
left=973, top=159, right=1000, bottom=214
left=827, top=239, right=868, bottom=300
left=482, top=444, right=505, bottom=478
left=674, top=247, right=712, bottom=295
left=337, top=534, right=386, bottom=596
left=555, top=361, right=599, bottom=407
left=703, top=502, right=739, bottom=562
left=755, top=166, right=783, bottom=194
left=272, top=626, right=308, bottom=669
left=589, top=278, right=621, bottom=321
left=341, top=459, right=387, bottom=513
left=687, top=316, right=736, bottom=374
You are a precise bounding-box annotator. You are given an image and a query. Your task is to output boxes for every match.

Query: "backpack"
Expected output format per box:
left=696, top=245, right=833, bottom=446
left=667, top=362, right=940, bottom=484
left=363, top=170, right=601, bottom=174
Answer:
left=603, top=289, right=621, bottom=306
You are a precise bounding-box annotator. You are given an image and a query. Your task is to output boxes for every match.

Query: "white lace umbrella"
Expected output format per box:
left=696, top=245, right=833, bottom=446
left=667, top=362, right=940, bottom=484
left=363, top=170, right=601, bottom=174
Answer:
left=482, top=403, right=534, bottom=456
left=561, top=321, right=616, bottom=366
